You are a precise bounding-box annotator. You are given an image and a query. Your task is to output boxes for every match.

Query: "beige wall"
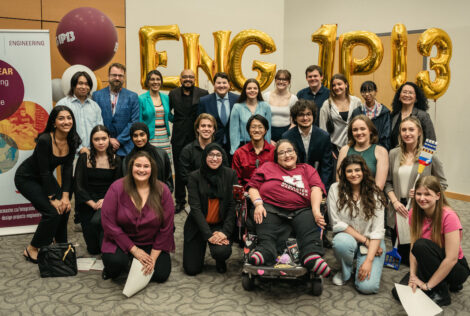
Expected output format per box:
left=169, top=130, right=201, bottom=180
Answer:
left=284, top=0, right=469, bottom=195
left=125, top=0, right=285, bottom=95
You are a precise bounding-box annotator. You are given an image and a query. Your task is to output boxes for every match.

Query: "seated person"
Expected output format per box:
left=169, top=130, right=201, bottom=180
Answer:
left=74, top=125, right=122, bottom=254
left=183, top=143, right=238, bottom=275
left=232, top=114, right=275, bottom=190
left=101, top=151, right=175, bottom=282
left=180, top=113, right=228, bottom=205
left=328, top=155, right=387, bottom=294
left=123, top=122, right=173, bottom=192
left=400, top=176, right=469, bottom=306
left=246, top=139, right=330, bottom=278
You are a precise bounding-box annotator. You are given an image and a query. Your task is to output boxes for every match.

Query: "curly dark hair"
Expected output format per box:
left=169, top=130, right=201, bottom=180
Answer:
left=391, top=82, right=429, bottom=115
left=88, top=125, right=118, bottom=168
left=40, top=105, right=81, bottom=152
left=290, top=99, right=318, bottom=126
left=336, top=155, right=386, bottom=221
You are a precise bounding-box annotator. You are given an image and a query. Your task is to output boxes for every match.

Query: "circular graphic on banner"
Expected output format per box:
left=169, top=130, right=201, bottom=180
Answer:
left=0, top=101, right=49, bottom=150
left=0, top=60, right=25, bottom=121
left=0, top=133, right=19, bottom=174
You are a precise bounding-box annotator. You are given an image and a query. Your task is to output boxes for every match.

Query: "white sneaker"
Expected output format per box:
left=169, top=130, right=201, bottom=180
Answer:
left=332, top=272, right=344, bottom=286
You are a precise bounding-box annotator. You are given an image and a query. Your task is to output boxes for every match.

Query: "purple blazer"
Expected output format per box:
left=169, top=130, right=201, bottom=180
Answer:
left=101, top=178, right=175, bottom=254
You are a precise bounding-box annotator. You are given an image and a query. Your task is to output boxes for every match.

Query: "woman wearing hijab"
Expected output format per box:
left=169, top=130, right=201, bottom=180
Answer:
left=183, top=143, right=238, bottom=275
left=123, top=122, right=173, bottom=192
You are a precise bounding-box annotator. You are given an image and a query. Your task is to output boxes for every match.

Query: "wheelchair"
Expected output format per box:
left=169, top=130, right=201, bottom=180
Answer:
left=233, top=185, right=325, bottom=296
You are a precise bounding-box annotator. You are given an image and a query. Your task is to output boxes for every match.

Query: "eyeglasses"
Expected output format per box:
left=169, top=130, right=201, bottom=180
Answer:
left=360, top=90, right=375, bottom=95
left=276, top=77, right=289, bottom=82
left=278, top=148, right=295, bottom=157
left=401, top=90, right=415, bottom=96
left=208, top=153, right=223, bottom=159
left=250, top=124, right=265, bottom=130
left=297, top=112, right=313, bottom=118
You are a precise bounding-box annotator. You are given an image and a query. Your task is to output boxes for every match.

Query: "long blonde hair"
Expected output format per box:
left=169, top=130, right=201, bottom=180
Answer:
left=410, top=176, right=449, bottom=248
left=398, top=116, right=423, bottom=165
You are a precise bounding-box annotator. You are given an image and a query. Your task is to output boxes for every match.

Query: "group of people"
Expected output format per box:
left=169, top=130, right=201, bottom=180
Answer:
left=14, top=62, right=468, bottom=306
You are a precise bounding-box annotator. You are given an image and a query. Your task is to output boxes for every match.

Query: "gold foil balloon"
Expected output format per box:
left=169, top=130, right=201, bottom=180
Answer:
left=139, top=25, right=180, bottom=90
left=311, top=24, right=337, bottom=88
left=181, top=31, right=232, bottom=85
left=416, top=28, right=452, bottom=100
left=339, top=31, right=384, bottom=93
left=391, top=24, right=408, bottom=91
left=227, top=29, right=276, bottom=91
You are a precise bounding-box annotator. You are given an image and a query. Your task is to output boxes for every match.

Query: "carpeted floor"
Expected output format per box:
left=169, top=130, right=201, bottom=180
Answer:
left=0, top=199, right=469, bottom=315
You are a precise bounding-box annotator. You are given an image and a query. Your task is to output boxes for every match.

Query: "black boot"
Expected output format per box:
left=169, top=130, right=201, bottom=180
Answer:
left=391, top=272, right=410, bottom=302
left=427, top=283, right=451, bottom=307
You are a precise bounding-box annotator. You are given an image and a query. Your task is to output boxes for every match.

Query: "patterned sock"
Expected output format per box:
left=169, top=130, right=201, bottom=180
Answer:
left=249, top=251, right=264, bottom=266
left=303, top=253, right=331, bottom=278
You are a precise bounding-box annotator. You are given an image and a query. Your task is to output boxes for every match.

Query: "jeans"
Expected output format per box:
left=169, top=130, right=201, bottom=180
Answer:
left=332, top=232, right=386, bottom=294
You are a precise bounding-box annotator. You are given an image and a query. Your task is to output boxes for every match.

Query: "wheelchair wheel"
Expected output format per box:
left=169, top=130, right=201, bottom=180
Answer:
left=311, top=276, right=323, bottom=296
left=242, top=273, right=255, bottom=291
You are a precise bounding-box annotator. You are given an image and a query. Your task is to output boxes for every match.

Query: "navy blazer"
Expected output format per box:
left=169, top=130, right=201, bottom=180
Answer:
left=92, top=87, right=139, bottom=156
left=282, top=125, right=333, bottom=191
left=198, top=92, right=239, bottom=148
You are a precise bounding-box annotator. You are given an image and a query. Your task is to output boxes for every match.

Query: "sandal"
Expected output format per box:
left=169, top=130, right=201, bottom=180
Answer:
left=23, top=248, right=38, bottom=264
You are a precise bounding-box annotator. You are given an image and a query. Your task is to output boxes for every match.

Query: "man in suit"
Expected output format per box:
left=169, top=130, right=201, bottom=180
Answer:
left=169, top=69, right=209, bottom=213
left=282, top=99, right=333, bottom=191
left=198, top=72, right=238, bottom=158
left=92, top=63, right=139, bottom=157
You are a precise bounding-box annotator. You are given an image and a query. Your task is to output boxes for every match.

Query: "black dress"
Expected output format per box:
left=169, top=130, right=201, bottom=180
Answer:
left=74, top=153, right=122, bottom=254
left=14, top=133, right=74, bottom=248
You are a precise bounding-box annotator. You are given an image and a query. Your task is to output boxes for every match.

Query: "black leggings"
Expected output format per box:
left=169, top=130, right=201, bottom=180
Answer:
left=183, top=224, right=232, bottom=276
left=102, top=246, right=171, bottom=283
left=412, top=238, right=470, bottom=288
left=254, top=204, right=324, bottom=265
left=14, top=176, right=69, bottom=248
left=76, top=204, right=101, bottom=255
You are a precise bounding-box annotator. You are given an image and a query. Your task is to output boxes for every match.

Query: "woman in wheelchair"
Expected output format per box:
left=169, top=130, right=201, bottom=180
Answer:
left=183, top=143, right=238, bottom=275
left=246, top=139, right=331, bottom=278
left=327, top=155, right=387, bottom=294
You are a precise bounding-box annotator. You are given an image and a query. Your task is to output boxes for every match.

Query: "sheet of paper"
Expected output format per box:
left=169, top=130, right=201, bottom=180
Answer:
left=396, top=212, right=411, bottom=244
left=122, top=258, right=154, bottom=298
left=77, top=258, right=96, bottom=271
left=395, top=284, right=443, bottom=316
left=91, top=259, right=104, bottom=271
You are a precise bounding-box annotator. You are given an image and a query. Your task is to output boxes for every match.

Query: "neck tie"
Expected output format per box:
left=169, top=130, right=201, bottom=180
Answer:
left=220, top=98, right=228, bottom=125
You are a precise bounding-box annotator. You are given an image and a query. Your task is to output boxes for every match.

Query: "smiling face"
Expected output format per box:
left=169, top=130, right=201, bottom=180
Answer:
left=399, top=84, right=417, bottom=107
left=249, top=119, right=266, bottom=142
left=206, top=149, right=223, bottom=170
left=180, top=69, right=195, bottom=90
left=108, top=66, right=125, bottom=91
left=351, top=119, right=371, bottom=145
left=277, top=142, right=297, bottom=170
left=148, top=73, right=162, bottom=93
left=332, top=78, right=347, bottom=97
left=132, top=156, right=151, bottom=183
left=214, top=77, right=230, bottom=97
left=415, top=186, right=440, bottom=214
left=197, top=119, right=215, bottom=141
left=296, top=109, right=314, bottom=129
left=306, top=70, right=323, bottom=91
left=91, top=130, right=110, bottom=153
left=400, top=120, right=421, bottom=147
left=245, top=82, right=259, bottom=100
left=55, top=110, right=73, bottom=134
left=345, top=163, right=363, bottom=187
left=74, top=75, right=91, bottom=99
left=132, top=130, right=148, bottom=148
left=361, top=89, right=377, bottom=105
left=275, top=75, right=289, bottom=91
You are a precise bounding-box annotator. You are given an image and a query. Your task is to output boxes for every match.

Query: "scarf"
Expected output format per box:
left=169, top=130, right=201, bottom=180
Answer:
left=199, top=143, right=227, bottom=199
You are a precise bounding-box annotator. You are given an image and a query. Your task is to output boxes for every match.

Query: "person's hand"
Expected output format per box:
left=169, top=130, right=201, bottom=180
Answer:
left=408, top=274, right=425, bottom=293
left=358, top=260, right=372, bottom=281
left=142, top=257, right=156, bottom=276
left=270, top=140, right=277, bottom=146
left=209, top=231, right=229, bottom=245
left=313, top=212, right=326, bottom=229
left=95, top=199, right=104, bottom=210
left=110, top=138, right=120, bottom=151
left=408, top=189, right=415, bottom=199
left=393, top=200, right=408, bottom=218
left=60, top=196, right=72, bottom=213
left=375, top=246, right=383, bottom=257
left=79, top=147, right=90, bottom=155
left=332, top=151, right=337, bottom=160
left=50, top=199, right=63, bottom=214
left=254, top=204, right=267, bottom=224
left=131, top=246, right=153, bottom=272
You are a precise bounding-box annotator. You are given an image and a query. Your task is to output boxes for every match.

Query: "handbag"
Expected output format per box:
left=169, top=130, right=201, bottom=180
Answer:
left=326, top=101, right=335, bottom=134
left=37, top=243, right=78, bottom=278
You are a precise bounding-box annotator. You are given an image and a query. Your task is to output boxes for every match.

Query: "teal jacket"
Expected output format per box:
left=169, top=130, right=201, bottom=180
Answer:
left=138, top=91, right=173, bottom=139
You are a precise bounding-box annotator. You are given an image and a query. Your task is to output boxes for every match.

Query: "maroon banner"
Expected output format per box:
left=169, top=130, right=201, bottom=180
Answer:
left=0, top=203, right=40, bottom=228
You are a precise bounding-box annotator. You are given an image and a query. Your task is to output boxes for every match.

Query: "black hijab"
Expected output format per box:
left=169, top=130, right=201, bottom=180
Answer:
left=125, top=122, right=161, bottom=175
left=199, top=143, right=227, bottom=199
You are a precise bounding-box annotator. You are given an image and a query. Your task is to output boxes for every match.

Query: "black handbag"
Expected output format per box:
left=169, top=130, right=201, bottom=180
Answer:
left=326, top=101, right=335, bottom=134
left=38, top=243, right=77, bottom=278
